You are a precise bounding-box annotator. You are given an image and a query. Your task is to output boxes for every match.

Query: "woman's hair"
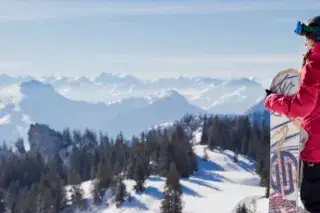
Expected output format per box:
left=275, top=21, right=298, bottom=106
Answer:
left=301, top=16, right=320, bottom=67
left=302, top=49, right=312, bottom=67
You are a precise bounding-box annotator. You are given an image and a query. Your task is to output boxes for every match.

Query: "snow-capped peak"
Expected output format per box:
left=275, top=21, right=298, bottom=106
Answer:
left=147, top=89, right=186, bottom=104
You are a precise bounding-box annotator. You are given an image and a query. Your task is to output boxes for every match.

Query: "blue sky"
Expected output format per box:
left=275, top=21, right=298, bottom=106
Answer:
left=0, top=0, right=319, bottom=86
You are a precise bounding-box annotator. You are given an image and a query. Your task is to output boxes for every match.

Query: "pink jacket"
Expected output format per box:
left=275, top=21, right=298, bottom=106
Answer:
left=265, top=43, right=320, bottom=162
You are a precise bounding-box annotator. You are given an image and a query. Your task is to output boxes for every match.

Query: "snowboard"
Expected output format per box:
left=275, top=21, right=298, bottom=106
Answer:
left=267, top=68, right=308, bottom=213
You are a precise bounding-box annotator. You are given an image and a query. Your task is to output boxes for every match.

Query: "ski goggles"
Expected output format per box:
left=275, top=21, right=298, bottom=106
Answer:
left=294, top=21, right=320, bottom=41
left=294, top=21, right=306, bottom=36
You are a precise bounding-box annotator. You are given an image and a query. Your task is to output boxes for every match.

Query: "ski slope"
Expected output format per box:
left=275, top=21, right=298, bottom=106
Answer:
left=66, top=141, right=269, bottom=213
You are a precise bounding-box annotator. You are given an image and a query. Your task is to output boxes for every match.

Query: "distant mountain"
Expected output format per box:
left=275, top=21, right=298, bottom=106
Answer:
left=0, top=73, right=34, bottom=85
left=0, top=73, right=266, bottom=144
left=30, top=73, right=264, bottom=115
left=0, top=80, right=205, bottom=145
left=107, top=89, right=206, bottom=136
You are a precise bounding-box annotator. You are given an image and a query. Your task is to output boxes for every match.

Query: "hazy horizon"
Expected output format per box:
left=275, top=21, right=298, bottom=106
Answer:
left=0, top=0, right=318, bottom=87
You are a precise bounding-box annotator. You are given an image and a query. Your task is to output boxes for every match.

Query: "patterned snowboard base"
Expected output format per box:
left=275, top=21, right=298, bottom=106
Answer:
left=268, top=68, right=307, bottom=213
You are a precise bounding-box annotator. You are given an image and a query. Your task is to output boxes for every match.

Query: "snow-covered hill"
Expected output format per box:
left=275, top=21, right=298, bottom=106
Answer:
left=0, top=80, right=205, bottom=144
left=64, top=131, right=268, bottom=213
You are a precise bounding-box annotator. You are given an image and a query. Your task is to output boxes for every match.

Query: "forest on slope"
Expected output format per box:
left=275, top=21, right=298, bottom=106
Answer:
left=0, top=113, right=269, bottom=213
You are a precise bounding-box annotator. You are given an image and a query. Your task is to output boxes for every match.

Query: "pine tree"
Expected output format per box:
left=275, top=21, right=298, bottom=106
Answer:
left=92, top=159, right=112, bottom=205
left=200, top=116, right=209, bottom=145
left=24, top=183, right=38, bottom=213
left=208, top=124, right=219, bottom=150
left=203, top=147, right=209, bottom=161
left=157, top=132, right=172, bottom=176
left=265, top=183, right=270, bottom=198
left=15, top=138, right=26, bottom=155
left=115, top=178, right=127, bottom=208
left=133, top=157, right=147, bottom=193
left=5, top=181, right=20, bottom=213
left=235, top=203, right=249, bottom=213
left=92, top=179, right=103, bottom=205
left=233, top=153, right=238, bottom=163
left=170, top=124, right=196, bottom=178
left=70, top=172, right=86, bottom=210
left=0, top=189, right=5, bottom=213
left=160, top=162, right=183, bottom=213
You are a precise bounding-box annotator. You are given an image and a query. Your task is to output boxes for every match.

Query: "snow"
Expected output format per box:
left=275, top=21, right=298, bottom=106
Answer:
left=66, top=131, right=269, bottom=213
left=146, top=89, right=183, bottom=104
left=0, top=114, right=10, bottom=125
left=0, top=84, right=24, bottom=106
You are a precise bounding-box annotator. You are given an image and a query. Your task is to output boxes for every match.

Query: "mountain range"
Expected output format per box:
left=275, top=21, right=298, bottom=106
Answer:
left=0, top=73, right=266, bottom=145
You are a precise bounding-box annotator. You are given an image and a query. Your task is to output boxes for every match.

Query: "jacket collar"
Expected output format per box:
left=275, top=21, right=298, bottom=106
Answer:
left=311, top=43, right=320, bottom=55
left=309, top=43, right=320, bottom=61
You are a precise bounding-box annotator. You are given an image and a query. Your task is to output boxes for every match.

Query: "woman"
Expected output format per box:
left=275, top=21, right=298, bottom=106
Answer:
left=264, top=15, right=320, bottom=212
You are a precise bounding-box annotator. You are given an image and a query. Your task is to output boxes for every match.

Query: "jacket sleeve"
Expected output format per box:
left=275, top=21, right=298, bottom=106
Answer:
left=264, top=61, right=319, bottom=118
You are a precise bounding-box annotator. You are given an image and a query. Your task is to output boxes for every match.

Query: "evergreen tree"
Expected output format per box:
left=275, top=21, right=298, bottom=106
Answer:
left=203, top=147, right=209, bottom=161
left=5, top=181, right=19, bottom=213
left=92, top=159, right=112, bottom=205
left=171, top=124, right=196, bottom=178
left=128, top=140, right=149, bottom=193
left=70, top=172, right=86, bottom=210
left=265, top=184, right=269, bottom=198
left=24, top=183, right=38, bottom=213
left=115, top=178, right=127, bottom=208
left=235, top=203, right=249, bottom=213
left=0, top=189, right=5, bottom=213
left=208, top=124, right=219, bottom=150
left=92, top=179, right=103, bottom=205
left=200, top=116, right=209, bottom=145
left=61, top=128, right=72, bottom=148
left=157, top=132, right=172, bottom=176
left=15, top=138, right=26, bottom=155
left=233, top=153, right=238, bottom=163
left=133, top=157, right=147, bottom=193
left=160, top=162, right=183, bottom=213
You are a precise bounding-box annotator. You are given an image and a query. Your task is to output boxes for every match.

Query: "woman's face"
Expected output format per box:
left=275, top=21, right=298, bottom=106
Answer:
left=305, top=37, right=315, bottom=50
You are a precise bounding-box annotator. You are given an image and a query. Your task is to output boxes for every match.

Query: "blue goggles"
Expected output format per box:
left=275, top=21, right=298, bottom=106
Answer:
left=294, top=21, right=306, bottom=36
left=294, top=21, right=320, bottom=41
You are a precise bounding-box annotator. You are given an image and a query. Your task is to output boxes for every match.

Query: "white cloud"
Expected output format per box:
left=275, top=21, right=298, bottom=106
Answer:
left=0, top=1, right=320, bottom=21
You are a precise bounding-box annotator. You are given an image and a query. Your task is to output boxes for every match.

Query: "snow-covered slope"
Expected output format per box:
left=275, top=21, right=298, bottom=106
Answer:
left=189, top=78, right=264, bottom=114
left=0, top=80, right=205, bottom=144
left=65, top=131, right=268, bottom=213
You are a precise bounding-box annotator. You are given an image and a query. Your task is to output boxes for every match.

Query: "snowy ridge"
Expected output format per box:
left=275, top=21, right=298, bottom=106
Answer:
left=0, top=73, right=264, bottom=115
left=0, top=80, right=205, bottom=145
left=64, top=131, right=268, bottom=213
left=146, top=89, right=186, bottom=104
